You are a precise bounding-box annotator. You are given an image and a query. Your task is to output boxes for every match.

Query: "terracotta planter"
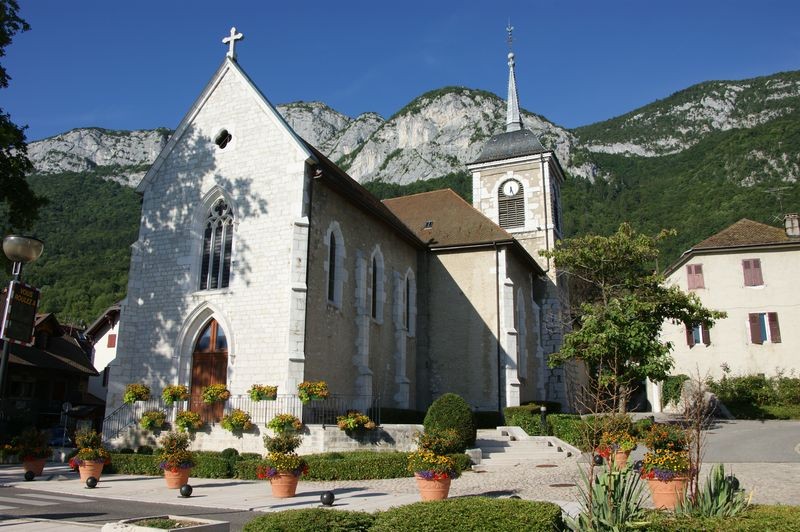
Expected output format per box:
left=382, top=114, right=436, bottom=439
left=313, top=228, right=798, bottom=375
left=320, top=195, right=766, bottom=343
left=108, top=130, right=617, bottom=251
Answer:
left=414, top=474, right=452, bottom=501
left=647, top=476, right=688, bottom=510
left=164, top=467, right=192, bottom=489
left=78, top=460, right=105, bottom=482
left=269, top=472, right=300, bottom=498
left=612, top=450, right=631, bottom=468
left=23, top=458, right=46, bottom=477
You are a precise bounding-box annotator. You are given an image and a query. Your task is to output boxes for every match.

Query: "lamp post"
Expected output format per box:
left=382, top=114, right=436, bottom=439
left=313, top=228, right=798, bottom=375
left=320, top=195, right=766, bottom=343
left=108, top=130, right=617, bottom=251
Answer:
left=0, top=235, right=44, bottom=399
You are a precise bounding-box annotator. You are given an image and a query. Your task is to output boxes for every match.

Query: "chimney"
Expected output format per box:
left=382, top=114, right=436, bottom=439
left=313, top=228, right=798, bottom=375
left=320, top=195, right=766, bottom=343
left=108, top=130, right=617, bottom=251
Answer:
left=785, top=213, right=800, bottom=237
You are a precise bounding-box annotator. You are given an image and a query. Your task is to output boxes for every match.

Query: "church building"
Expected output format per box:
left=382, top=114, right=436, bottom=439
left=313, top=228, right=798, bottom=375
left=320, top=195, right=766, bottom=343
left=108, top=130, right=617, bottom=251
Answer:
left=105, top=28, right=576, bottom=445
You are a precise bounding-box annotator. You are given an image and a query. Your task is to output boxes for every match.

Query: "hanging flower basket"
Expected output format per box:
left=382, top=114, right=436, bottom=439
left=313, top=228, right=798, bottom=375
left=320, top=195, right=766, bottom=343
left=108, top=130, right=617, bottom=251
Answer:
left=249, top=384, right=278, bottom=401
left=221, top=409, right=254, bottom=433
left=201, top=384, right=230, bottom=404
left=139, top=409, right=167, bottom=431
left=123, top=383, right=151, bottom=404
left=174, top=410, right=204, bottom=433
left=161, top=385, right=190, bottom=406
left=297, top=381, right=328, bottom=403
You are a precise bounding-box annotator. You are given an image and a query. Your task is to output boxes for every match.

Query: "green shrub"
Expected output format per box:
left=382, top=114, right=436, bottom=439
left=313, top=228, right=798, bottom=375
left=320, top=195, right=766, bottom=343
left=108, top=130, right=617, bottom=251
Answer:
left=234, top=459, right=260, bottom=480
left=240, top=452, right=261, bottom=461
left=371, top=497, right=563, bottom=531
left=416, top=428, right=462, bottom=455
left=118, top=447, right=134, bottom=454
left=548, top=414, right=590, bottom=450
left=774, top=376, right=800, bottom=406
left=305, top=451, right=410, bottom=480
left=220, top=448, right=239, bottom=460
left=632, top=417, right=654, bottom=439
left=663, top=374, right=690, bottom=407
left=646, top=505, right=800, bottom=531
left=423, top=393, right=476, bottom=451
left=106, top=453, right=160, bottom=475
left=243, top=508, right=374, bottom=531
left=504, top=404, right=547, bottom=436
left=192, top=453, right=233, bottom=478
left=136, top=445, right=153, bottom=455
left=707, top=375, right=776, bottom=405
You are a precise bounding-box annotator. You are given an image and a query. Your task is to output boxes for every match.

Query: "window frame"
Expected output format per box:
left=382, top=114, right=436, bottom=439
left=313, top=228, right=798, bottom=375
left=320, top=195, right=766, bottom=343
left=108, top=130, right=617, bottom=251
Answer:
left=742, top=258, right=764, bottom=287
left=498, top=179, right=525, bottom=229
left=748, top=312, right=781, bottom=344
left=199, top=198, right=234, bottom=291
left=686, top=263, right=705, bottom=290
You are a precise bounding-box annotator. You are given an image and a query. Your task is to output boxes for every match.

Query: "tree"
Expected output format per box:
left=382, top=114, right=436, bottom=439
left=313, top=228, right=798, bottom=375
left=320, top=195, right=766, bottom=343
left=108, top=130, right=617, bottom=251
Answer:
left=541, top=223, right=725, bottom=412
left=0, top=0, right=45, bottom=234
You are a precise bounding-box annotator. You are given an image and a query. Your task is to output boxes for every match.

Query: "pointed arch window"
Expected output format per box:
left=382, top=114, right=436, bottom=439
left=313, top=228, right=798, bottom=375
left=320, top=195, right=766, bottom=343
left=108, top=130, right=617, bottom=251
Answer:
left=499, top=179, right=524, bottom=229
left=328, top=234, right=337, bottom=302
left=370, top=247, right=385, bottom=322
left=325, top=222, right=346, bottom=308
left=200, top=199, right=234, bottom=290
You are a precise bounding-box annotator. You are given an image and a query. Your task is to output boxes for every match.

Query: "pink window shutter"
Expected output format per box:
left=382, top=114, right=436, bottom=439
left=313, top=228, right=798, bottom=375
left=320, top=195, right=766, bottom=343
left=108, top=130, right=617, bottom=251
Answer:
left=768, top=313, right=781, bottom=343
left=701, top=325, right=711, bottom=346
left=685, top=324, right=695, bottom=347
left=751, top=259, right=763, bottom=286
left=748, top=313, right=762, bottom=344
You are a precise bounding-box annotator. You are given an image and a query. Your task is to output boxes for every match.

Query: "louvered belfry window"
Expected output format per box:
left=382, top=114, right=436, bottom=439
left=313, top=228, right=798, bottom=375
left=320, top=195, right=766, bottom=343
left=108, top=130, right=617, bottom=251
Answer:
left=498, top=181, right=525, bottom=229
left=200, top=199, right=234, bottom=290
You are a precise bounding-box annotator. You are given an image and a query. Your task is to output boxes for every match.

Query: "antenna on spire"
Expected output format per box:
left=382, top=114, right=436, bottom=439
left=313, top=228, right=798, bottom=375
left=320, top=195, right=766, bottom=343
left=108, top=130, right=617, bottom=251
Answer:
left=505, top=22, right=522, bottom=132
left=506, top=20, right=514, bottom=51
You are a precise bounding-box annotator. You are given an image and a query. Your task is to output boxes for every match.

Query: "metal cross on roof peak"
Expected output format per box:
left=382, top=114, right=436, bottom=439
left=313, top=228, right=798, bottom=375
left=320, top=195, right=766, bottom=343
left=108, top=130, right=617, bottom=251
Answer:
left=223, top=27, right=244, bottom=60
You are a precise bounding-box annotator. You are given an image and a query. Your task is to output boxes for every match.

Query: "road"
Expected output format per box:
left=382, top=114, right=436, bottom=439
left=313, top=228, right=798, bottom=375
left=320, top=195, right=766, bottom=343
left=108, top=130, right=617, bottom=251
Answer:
left=0, top=485, right=257, bottom=530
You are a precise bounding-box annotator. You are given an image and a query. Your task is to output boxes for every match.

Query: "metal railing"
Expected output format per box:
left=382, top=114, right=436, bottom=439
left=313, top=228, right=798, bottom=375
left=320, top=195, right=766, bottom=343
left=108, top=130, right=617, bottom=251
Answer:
left=102, top=394, right=380, bottom=442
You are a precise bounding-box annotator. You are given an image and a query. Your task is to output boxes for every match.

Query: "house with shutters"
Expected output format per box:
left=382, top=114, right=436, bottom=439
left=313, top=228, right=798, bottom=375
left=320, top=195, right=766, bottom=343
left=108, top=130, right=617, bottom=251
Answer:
left=653, top=215, right=800, bottom=407
left=103, top=29, right=579, bottom=450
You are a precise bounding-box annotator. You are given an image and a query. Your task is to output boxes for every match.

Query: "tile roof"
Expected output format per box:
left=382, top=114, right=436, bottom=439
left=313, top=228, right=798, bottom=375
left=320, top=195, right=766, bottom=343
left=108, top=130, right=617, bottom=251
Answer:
left=693, top=218, right=795, bottom=250
left=383, top=189, right=513, bottom=247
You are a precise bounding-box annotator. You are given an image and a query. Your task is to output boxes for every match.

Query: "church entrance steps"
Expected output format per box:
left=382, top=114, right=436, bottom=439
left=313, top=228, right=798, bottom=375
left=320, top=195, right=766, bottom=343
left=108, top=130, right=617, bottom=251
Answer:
left=470, top=427, right=578, bottom=472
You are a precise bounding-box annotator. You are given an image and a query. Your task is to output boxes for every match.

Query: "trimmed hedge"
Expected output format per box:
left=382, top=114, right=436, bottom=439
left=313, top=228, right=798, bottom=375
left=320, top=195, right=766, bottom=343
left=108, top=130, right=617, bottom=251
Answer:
left=547, top=414, right=588, bottom=450
left=503, top=405, right=548, bottom=436
left=370, top=497, right=563, bottom=531
left=106, top=454, right=160, bottom=475
left=243, top=509, right=374, bottom=531
left=645, top=505, right=800, bottom=531
left=110, top=450, right=472, bottom=481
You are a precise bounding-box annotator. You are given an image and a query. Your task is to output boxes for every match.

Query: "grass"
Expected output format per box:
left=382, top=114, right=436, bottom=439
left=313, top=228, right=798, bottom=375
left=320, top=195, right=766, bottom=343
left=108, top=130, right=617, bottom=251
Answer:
left=725, top=402, right=800, bottom=420
left=131, top=517, right=203, bottom=529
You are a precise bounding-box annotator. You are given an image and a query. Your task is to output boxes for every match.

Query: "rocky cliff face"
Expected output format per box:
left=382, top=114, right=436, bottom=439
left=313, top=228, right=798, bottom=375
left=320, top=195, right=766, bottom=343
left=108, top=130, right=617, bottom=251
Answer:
left=26, top=89, right=584, bottom=186
left=575, top=71, right=800, bottom=159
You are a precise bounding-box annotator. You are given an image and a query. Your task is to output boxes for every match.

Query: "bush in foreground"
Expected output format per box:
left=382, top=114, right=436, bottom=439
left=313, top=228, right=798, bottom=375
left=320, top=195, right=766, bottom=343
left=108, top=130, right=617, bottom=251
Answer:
left=370, top=497, right=563, bottom=532
left=243, top=508, right=374, bottom=531
left=423, top=393, right=476, bottom=452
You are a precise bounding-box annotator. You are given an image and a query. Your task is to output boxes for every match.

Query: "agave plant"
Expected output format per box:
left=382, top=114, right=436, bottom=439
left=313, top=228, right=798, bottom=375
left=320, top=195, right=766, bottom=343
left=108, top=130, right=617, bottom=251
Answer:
left=566, top=464, right=648, bottom=531
left=676, top=464, right=749, bottom=517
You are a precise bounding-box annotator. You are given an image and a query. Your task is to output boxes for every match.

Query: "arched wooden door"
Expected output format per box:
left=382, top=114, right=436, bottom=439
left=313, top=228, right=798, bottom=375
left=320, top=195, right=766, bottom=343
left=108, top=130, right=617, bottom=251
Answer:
left=190, top=319, right=228, bottom=422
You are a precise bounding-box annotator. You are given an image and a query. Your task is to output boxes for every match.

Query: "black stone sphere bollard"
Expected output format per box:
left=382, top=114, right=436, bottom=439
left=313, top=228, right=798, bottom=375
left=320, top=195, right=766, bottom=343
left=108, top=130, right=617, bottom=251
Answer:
left=24, top=470, right=35, bottom=481
left=86, top=476, right=98, bottom=488
left=320, top=491, right=335, bottom=506
left=180, top=484, right=193, bottom=498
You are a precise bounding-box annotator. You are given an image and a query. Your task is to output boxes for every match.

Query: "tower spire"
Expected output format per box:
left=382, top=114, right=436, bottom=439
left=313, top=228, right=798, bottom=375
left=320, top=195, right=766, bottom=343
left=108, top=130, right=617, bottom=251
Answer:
left=505, top=22, right=523, bottom=132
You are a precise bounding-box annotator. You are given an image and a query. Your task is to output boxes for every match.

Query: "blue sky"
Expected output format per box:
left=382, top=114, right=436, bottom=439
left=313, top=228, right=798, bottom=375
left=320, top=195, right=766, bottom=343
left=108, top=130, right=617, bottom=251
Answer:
left=4, top=1, right=800, bottom=141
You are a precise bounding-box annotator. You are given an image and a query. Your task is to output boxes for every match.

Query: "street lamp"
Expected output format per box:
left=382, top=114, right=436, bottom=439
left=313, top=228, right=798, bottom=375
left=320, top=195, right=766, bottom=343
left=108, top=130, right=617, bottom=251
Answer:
left=0, top=235, right=44, bottom=398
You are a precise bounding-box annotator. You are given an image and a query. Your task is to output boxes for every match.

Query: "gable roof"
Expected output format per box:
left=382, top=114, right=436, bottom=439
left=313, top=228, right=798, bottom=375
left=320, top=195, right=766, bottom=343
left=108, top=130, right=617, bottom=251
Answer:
left=666, top=218, right=800, bottom=275
left=306, top=144, right=425, bottom=249
left=85, top=303, right=121, bottom=344
left=137, top=57, right=316, bottom=193
left=383, top=189, right=512, bottom=247
left=694, top=218, right=794, bottom=249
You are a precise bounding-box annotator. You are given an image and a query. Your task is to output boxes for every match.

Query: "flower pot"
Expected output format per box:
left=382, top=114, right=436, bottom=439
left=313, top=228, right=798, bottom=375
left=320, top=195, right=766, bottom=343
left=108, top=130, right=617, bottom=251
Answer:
left=164, top=468, right=192, bottom=489
left=78, top=460, right=105, bottom=482
left=414, top=474, right=452, bottom=501
left=23, top=458, right=46, bottom=477
left=646, top=476, right=688, bottom=510
left=269, top=472, right=300, bottom=498
left=612, top=450, right=631, bottom=468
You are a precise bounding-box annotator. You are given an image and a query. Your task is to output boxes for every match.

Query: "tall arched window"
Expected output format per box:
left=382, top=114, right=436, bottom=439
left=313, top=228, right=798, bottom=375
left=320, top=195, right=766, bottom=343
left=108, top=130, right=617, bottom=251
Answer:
left=404, top=269, right=416, bottom=336
left=325, top=222, right=346, bottom=308
left=498, top=179, right=524, bottom=229
left=370, top=246, right=385, bottom=322
left=200, top=199, right=234, bottom=290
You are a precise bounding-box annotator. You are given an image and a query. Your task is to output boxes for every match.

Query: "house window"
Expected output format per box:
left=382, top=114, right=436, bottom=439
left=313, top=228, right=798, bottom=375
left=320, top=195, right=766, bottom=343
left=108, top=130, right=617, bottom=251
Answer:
left=200, top=199, right=234, bottom=290
left=742, top=258, right=763, bottom=287
left=748, top=312, right=781, bottom=344
left=498, top=179, right=524, bottom=229
left=107, top=333, right=117, bottom=348
left=685, top=323, right=710, bottom=347
left=686, top=264, right=705, bottom=290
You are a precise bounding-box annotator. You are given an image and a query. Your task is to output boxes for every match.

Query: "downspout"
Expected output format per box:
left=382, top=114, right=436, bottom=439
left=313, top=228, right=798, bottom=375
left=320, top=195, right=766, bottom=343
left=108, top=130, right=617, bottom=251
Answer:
left=494, top=242, right=502, bottom=413
left=540, top=157, right=551, bottom=273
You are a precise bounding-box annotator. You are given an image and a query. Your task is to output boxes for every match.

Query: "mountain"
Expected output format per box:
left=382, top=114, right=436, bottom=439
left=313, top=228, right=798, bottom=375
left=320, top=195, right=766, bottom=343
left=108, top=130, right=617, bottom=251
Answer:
left=15, top=70, right=800, bottom=323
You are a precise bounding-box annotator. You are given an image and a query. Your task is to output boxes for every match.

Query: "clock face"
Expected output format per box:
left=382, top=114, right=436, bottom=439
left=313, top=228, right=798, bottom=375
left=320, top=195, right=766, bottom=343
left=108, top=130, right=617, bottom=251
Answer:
left=502, top=180, right=520, bottom=196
